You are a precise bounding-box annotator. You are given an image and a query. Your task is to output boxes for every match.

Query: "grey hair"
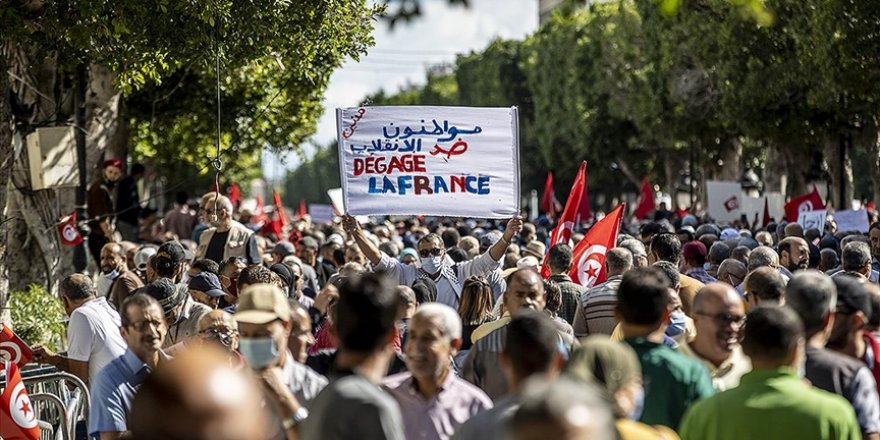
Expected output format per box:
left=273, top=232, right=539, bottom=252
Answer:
left=708, top=241, right=731, bottom=265
left=618, top=239, right=647, bottom=259
left=842, top=242, right=871, bottom=272
left=784, top=271, right=837, bottom=338
left=414, top=302, right=462, bottom=340
left=748, top=246, right=779, bottom=272
left=606, top=247, right=634, bottom=274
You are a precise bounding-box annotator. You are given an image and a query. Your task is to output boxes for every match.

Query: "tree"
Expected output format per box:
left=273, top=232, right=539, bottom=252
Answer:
left=1, top=0, right=379, bottom=299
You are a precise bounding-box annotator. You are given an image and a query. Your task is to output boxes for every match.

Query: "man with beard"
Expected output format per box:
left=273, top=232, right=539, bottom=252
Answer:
left=786, top=272, right=880, bottom=439
left=87, top=159, right=123, bottom=266
left=679, top=283, right=751, bottom=390
left=100, top=242, right=144, bottom=310
left=195, top=194, right=259, bottom=265
left=343, top=214, right=523, bottom=309
left=384, top=303, right=492, bottom=439
left=779, top=236, right=810, bottom=275
left=89, top=294, right=169, bottom=439
left=826, top=277, right=879, bottom=390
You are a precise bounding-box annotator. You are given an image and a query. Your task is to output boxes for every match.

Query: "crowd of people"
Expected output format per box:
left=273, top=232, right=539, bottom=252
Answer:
left=18, top=169, right=880, bottom=440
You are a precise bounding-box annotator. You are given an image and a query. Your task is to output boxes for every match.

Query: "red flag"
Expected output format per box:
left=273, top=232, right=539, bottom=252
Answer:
left=541, top=172, right=561, bottom=217
left=1, top=362, right=41, bottom=440
left=866, top=201, right=876, bottom=211
left=762, top=197, right=772, bottom=227
left=541, top=162, right=587, bottom=278
left=57, top=212, right=83, bottom=246
left=0, top=325, right=33, bottom=368
left=784, top=186, right=825, bottom=222
left=577, top=163, right=592, bottom=224
left=569, top=204, right=625, bottom=287
left=272, top=190, right=290, bottom=228
left=634, top=179, right=655, bottom=220
left=228, top=182, right=241, bottom=207
left=297, top=199, right=308, bottom=218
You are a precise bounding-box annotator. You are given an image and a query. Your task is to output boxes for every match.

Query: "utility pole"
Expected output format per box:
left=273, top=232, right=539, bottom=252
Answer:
left=73, top=64, right=88, bottom=272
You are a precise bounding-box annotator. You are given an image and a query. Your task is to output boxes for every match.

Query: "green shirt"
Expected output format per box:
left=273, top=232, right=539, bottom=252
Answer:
left=679, top=368, right=861, bottom=440
left=625, top=337, right=714, bottom=430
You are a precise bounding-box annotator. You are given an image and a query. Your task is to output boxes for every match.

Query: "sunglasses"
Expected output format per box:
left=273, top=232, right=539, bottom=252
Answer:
left=418, top=248, right=443, bottom=258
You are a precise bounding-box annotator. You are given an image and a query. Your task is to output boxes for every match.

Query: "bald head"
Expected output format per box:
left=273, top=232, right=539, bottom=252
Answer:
left=693, top=283, right=743, bottom=315
left=129, top=345, right=268, bottom=440
left=198, top=310, right=238, bottom=333
left=504, top=268, right=546, bottom=315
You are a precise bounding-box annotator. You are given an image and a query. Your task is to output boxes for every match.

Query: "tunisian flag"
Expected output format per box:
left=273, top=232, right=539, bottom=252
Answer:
left=0, top=324, right=33, bottom=368
left=57, top=212, right=83, bottom=246
left=784, top=186, right=825, bottom=222
left=1, top=362, right=41, bottom=440
left=633, top=179, right=654, bottom=219
left=569, top=204, right=625, bottom=287
left=541, top=162, right=587, bottom=278
left=541, top=172, right=561, bottom=218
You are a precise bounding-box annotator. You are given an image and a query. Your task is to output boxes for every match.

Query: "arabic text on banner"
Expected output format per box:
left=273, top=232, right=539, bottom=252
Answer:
left=336, top=106, right=520, bottom=218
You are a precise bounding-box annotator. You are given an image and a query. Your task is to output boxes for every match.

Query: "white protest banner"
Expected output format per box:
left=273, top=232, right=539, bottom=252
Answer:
left=834, top=209, right=870, bottom=233
left=337, top=106, right=520, bottom=218
left=797, top=210, right=826, bottom=231
left=309, top=204, right=334, bottom=224
left=706, top=181, right=742, bottom=222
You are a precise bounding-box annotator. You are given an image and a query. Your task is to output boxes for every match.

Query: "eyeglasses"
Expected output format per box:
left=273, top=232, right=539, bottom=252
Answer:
left=200, top=327, right=237, bottom=347
left=418, top=248, right=443, bottom=258
left=695, top=311, right=746, bottom=327
left=129, top=319, right=166, bottom=332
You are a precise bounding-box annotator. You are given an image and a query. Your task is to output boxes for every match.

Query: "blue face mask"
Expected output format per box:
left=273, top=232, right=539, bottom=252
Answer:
left=666, top=311, right=687, bottom=337
left=238, top=337, right=279, bottom=369
left=628, top=386, right=645, bottom=420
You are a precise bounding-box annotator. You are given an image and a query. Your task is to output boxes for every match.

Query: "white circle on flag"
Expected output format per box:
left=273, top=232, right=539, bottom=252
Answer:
left=0, top=341, right=22, bottom=364
left=798, top=201, right=814, bottom=214
left=62, top=224, right=78, bottom=242
left=575, top=244, right=607, bottom=287
left=9, top=382, right=38, bottom=429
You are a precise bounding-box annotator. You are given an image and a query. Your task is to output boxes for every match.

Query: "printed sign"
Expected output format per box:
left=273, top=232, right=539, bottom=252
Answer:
left=797, top=210, right=826, bottom=231
left=834, top=209, right=870, bottom=233
left=706, top=181, right=742, bottom=222
left=337, top=106, right=520, bottom=218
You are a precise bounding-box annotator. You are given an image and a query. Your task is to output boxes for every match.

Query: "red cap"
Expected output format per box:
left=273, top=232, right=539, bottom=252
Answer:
left=682, top=241, right=708, bottom=262
left=103, top=159, right=122, bottom=169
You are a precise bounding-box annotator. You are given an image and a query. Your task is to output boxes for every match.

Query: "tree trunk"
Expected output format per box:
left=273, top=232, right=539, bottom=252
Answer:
left=716, top=138, right=742, bottom=182
left=0, top=51, right=13, bottom=320
left=861, top=119, right=880, bottom=209
left=823, top=132, right=854, bottom=210
left=764, top=142, right=787, bottom=196
left=3, top=46, right=124, bottom=294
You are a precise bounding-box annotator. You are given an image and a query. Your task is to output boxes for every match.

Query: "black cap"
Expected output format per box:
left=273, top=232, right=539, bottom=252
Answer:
left=188, top=272, right=225, bottom=298
left=144, top=278, right=185, bottom=315
left=154, top=241, right=185, bottom=273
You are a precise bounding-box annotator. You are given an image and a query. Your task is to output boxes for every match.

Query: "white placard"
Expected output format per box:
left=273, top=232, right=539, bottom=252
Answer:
left=834, top=209, right=870, bottom=233
left=706, top=181, right=742, bottom=222
left=337, top=106, right=520, bottom=218
left=797, top=210, right=826, bottom=231
left=309, top=204, right=334, bottom=224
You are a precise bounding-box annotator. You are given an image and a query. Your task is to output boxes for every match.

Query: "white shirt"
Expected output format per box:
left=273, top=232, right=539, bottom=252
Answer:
left=67, top=297, right=127, bottom=384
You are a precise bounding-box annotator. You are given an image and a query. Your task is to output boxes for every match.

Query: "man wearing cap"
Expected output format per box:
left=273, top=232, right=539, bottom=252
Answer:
left=296, top=236, right=325, bottom=291
left=145, top=278, right=212, bottom=348
left=478, top=231, right=507, bottom=300
left=682, top=241, right=717, bottom=284
left=188, top=272, right=226, bottom=309
left=235, top=283, right=327, bottom=434
left=101, top=242, right=144, bottom=311
left=87, top=159, right=123, bottom=266
left=827, top=276, right=880, bottom=393
left=195, top=194, right=260, bottom=265
left=343, top=214, right=522, bottom=309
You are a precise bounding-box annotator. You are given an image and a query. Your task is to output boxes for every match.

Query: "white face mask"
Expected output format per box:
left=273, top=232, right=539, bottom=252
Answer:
left=420, top=256, right=444, bottom=274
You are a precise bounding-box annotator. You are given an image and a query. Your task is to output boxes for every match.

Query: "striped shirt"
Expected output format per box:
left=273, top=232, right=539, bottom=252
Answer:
left=572, top=276, right=622, bottom=337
